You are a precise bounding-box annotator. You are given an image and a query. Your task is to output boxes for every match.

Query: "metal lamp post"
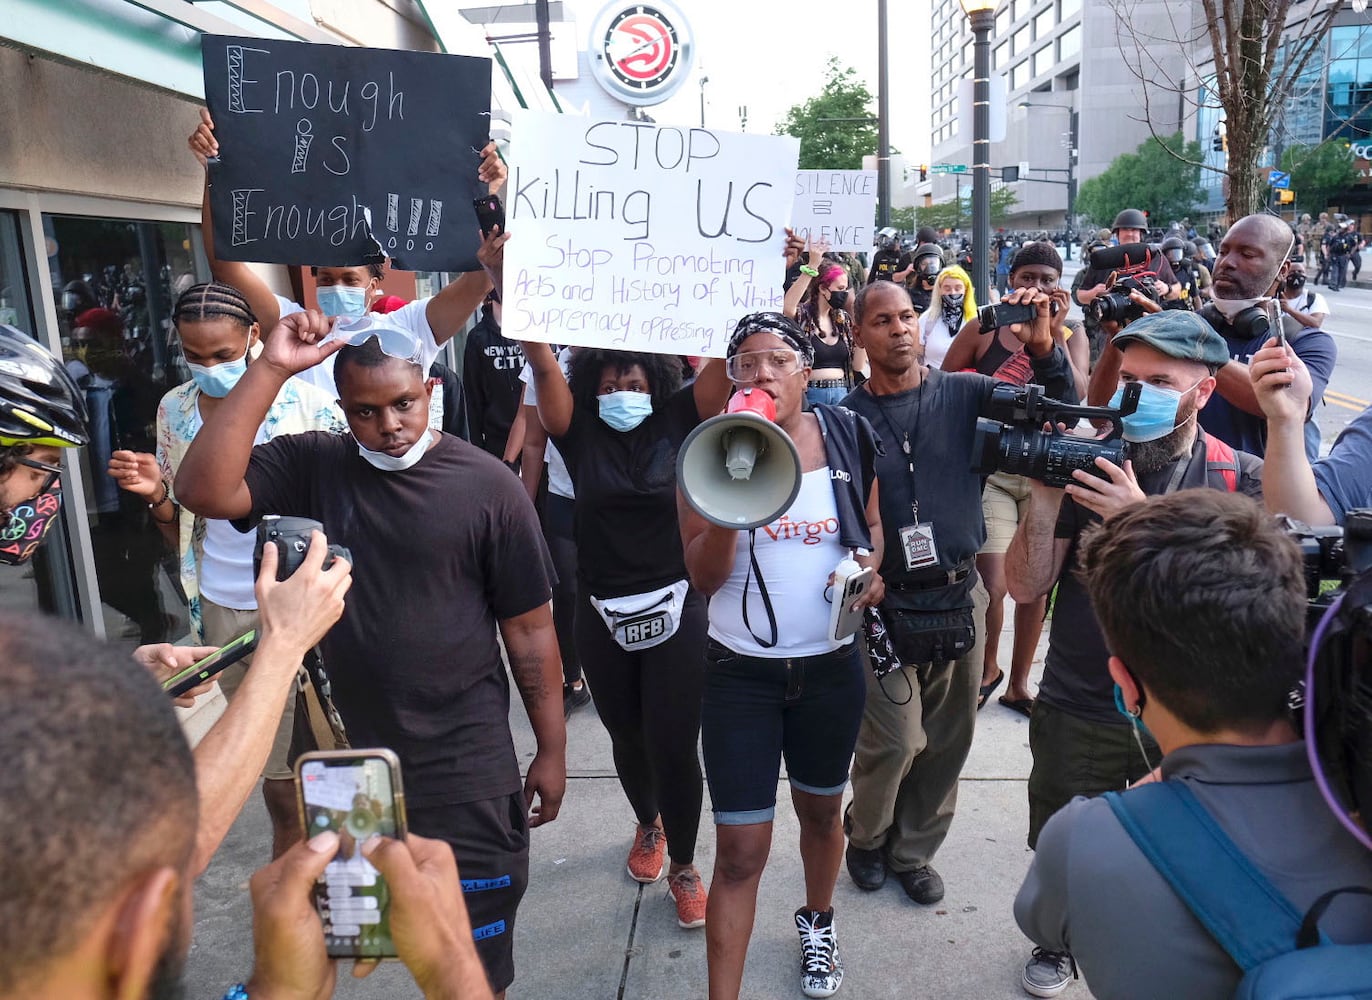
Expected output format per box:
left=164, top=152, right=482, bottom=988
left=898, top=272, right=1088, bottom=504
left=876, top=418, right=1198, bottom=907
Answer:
left=960, top=0, right=997, bottom=301
left=1019, top=100, right=1079, bottom=260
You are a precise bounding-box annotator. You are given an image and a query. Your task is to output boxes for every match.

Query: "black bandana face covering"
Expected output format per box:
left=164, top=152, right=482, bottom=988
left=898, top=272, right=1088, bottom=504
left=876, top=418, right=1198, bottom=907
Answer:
left=941, top=294, right=965, bottom=329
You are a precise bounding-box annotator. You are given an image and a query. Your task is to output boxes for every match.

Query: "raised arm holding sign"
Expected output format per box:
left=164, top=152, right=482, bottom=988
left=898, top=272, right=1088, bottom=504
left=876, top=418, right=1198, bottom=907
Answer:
left=502, top=110, right=800, bottom=358
left=201, top=35, right=493, bottom=272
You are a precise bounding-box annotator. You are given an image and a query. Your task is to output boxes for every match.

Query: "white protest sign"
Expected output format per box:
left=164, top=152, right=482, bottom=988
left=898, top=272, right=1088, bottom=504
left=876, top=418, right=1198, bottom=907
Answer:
left=790, top=170, right=878, bottom=253
left=504, top=110, right=800, bottom=357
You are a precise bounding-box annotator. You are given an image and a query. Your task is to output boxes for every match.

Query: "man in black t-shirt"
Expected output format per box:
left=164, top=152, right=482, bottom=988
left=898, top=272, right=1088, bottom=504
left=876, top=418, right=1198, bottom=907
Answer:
left=1003, top=309, right=1262, bottom=999
left=840, top=280, right=1077, bottom=909
left=175, top=310, right=565, bottom=997
left=464, top=294, right=525, bottom=462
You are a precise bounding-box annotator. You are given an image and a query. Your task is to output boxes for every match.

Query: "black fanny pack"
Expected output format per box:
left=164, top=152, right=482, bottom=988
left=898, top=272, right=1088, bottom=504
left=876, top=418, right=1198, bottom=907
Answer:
left=883, top=606, right=976, bottom=668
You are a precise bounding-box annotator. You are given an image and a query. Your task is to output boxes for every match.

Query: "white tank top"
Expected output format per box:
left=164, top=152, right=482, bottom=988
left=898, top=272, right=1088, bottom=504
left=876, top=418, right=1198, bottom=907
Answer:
left=708, top=468, right=854, bottom=657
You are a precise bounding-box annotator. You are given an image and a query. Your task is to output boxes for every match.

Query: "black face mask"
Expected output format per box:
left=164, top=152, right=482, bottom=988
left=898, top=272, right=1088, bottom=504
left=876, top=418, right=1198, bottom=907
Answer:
left=827, top=290, right=849, bottom=310
left=1285, top=274, right=1307, bottom=292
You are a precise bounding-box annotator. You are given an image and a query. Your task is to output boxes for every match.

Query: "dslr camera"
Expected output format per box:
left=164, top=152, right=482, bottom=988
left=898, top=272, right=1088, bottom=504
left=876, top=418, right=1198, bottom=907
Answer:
left=1083, top=242, right=1167, bottom=326
left=1282, top=510, right=1372, bottom=620
left=253, top=515, right=352, bottom=581
left=972, top=382, right=1141, bottom=488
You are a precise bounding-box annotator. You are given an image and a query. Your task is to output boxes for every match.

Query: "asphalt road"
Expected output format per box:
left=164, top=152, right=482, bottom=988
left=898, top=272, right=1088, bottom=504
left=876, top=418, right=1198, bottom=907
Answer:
left=1310, top=281, right=1372, bottom=451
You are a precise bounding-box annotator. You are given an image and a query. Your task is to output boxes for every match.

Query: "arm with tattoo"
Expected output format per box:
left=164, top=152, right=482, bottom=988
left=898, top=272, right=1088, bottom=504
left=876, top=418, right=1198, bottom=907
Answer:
left=499, top=604, right=566, bottom=826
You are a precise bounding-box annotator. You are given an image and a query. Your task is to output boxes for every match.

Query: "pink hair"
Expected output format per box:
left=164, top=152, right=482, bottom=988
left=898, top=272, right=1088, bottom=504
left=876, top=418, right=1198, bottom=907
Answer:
left=818, top=263, right=845, bottom=286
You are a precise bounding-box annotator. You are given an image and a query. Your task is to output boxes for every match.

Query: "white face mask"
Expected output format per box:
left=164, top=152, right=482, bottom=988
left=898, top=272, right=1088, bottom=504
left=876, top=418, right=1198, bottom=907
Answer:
left=357, top=429, right=432, bottom=472
left=1210, top=294, right=1268, bottom=321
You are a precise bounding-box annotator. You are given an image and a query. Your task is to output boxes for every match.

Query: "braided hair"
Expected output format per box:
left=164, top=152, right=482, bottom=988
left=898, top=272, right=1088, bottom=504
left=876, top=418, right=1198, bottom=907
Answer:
left=172, top=281, right=256, bottom=331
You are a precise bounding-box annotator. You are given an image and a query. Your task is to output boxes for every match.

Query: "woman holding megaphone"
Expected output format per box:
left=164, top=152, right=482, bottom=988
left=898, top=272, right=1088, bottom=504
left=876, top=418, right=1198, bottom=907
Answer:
left=679, top=313, right=884, bottom=1000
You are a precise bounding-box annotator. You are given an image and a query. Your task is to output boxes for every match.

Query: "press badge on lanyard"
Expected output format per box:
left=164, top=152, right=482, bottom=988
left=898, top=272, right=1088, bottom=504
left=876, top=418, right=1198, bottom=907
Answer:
left=899, top=522, right=940, bottom=571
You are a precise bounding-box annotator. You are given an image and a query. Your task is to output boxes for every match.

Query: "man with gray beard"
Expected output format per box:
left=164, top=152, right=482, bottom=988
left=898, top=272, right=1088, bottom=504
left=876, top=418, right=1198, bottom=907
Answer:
left=1002, top=310, right=1264, bottom=999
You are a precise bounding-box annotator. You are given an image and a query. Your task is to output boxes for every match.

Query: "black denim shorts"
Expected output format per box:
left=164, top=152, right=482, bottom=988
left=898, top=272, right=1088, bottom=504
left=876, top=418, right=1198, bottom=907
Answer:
left=700, top=639, right=866, bottom=825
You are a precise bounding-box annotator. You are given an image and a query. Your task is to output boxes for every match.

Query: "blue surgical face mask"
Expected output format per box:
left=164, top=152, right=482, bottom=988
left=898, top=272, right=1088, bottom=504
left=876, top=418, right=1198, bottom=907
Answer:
left=597, top=391, right=654, bottom=432
left=187, top=336, right=251, bottom=398
left=1107, top=379, right=1201, bottom=443
left=317, top=285, right=369, bottom=318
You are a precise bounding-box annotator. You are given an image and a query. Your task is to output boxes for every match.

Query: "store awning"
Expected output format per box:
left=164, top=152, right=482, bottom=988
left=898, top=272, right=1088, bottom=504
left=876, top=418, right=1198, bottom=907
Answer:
left=1, top=0, right=322, bottom=98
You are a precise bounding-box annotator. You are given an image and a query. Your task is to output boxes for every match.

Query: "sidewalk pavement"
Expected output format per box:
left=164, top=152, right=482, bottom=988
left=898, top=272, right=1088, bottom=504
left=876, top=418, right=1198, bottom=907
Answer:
left=185, top=620, right=1071, bottom=1000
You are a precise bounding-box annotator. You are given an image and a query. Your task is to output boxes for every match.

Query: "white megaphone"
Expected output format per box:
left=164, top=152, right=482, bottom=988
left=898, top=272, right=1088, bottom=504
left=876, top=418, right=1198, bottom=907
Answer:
left=677, top=387, right=803, bottom=530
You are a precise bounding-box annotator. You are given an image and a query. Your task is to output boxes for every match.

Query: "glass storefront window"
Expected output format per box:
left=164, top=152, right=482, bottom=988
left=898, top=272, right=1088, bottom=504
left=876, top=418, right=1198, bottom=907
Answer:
left=45, top=214, right=205, bottom=646
left=0, top=210, right=81, bottom=620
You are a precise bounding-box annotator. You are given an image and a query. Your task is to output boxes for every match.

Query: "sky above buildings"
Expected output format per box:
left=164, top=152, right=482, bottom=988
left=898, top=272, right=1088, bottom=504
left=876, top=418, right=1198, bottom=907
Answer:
left=652, top=0, right=932, bottom=161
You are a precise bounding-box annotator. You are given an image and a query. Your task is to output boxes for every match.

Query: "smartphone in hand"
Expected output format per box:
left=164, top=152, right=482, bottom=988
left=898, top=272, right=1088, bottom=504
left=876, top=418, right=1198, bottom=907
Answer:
left=161, top=630, right=257, bottom=697
left=474, top=195, right=505, bottom=238
left=296, top=749, right=407, bottom=959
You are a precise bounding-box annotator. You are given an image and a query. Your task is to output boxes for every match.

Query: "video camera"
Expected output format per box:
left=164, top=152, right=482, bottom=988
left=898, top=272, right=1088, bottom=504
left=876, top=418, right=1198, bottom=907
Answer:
left=1084, top=242, right=1168, bottom=326
left=253, top=515, right=352, bottom=581
left=971, top=382, right=1141, bottom=488
left=1287, top=510, right=1372, bottom=852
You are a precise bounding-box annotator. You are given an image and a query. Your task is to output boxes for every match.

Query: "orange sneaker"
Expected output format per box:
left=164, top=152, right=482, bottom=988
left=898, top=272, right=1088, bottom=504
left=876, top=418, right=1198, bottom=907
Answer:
left=626, top=824, right=667, bottom=883
left=667, top=867, right=707, bottom=929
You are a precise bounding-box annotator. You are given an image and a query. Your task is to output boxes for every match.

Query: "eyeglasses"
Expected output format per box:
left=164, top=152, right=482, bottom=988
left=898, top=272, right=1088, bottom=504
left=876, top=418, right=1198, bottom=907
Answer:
left=16, top=457, right=61, bottom=497
left=726, top=349, right=805, bottom=383
left=321, top=316, right=424, bottom=364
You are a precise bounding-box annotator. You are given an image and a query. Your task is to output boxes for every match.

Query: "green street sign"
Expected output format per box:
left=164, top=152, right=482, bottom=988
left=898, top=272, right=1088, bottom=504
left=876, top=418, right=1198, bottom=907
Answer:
left=932, top=164, right=969, bottom=174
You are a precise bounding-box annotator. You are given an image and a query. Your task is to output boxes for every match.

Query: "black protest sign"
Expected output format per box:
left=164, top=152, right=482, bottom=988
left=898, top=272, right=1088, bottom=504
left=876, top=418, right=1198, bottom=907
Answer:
left=201, top=35, right=492, bottom=271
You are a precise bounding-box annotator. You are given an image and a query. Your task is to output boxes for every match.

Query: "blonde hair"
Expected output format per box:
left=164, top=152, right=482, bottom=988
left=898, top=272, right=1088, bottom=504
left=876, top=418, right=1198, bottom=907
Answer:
left=923, top=265, right=978, bottom=326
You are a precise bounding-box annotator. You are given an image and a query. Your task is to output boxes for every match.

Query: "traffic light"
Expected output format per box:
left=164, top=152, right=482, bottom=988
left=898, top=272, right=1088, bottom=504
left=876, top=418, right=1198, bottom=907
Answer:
left=920, top=164, right=928, bottom=182
left=1212, top=122, right=1228, bottom=153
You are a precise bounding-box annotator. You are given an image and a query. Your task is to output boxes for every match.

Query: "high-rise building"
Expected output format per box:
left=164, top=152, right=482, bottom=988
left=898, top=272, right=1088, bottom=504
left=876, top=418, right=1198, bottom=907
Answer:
left=927, top=0, right=1195, bottom=232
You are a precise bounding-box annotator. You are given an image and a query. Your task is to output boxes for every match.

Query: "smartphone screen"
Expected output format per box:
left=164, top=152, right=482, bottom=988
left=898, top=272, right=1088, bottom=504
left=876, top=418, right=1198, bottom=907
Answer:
left=297, top=751, right=407, bottom=958
left=162, top=630, right=257, bottom=697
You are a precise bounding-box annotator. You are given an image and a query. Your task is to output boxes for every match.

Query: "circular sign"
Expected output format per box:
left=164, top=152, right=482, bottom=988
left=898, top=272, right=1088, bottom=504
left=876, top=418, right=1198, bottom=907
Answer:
left=589, top=2, right=694, bottom=106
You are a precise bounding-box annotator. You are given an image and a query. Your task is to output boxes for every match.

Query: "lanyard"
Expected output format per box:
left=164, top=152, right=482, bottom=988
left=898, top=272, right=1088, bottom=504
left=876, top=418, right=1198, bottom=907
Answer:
left=869, top=382, right=926, bottom=522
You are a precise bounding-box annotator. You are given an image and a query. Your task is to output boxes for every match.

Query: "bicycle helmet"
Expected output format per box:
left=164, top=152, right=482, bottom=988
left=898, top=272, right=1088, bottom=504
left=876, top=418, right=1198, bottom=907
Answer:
left=0, top=326, right=90, bottom=448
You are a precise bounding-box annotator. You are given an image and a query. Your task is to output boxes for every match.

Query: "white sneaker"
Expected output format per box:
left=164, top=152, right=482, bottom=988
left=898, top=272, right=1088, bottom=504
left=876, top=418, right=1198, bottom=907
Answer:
left=795, top=907, right=844, bottom=998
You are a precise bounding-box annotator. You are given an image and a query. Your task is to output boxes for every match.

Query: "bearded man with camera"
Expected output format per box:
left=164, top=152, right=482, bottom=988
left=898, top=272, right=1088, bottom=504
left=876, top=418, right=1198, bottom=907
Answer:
left=1004, top=309, right=1264, bottom=997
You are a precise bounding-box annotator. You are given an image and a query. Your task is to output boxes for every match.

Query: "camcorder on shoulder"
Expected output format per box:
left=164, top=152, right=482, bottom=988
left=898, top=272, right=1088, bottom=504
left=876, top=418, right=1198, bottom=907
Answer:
left=254, top=515, right=352, bottom=581
left=1284, top=510, right=1372, bottom=852
left=1084, top=242, right=1167, bottom=326
left=971, top=382, right=1141, bottom=488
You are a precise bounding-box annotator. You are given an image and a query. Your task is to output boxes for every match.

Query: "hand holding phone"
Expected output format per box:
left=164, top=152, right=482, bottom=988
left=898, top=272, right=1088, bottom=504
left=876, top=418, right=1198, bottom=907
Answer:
left=161, top=630, right=258, bottom=697
left=296, top=749, right=407, bottom=958
left=829, top=559, right=875, bottom=641
left=474, top=195, right=504, bottom=238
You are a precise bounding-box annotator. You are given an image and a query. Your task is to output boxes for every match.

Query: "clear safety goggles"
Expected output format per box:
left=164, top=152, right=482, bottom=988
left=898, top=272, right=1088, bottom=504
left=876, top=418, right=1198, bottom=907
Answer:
left=726, top=348, right=805, bottom=383
left=320, top=316, right=424, bottom=365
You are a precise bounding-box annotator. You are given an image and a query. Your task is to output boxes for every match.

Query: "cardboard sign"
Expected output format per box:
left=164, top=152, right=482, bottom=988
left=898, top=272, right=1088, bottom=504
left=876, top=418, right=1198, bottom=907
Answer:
left=201, top=35, right=492, bottom=271
left=790, top=170, right=877, bottom=253
left=502, top=110, right=799, bottom=357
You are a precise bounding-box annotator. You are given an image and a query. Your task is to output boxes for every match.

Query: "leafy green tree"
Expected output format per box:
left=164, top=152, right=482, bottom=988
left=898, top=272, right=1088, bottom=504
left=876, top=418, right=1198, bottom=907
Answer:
left=905, top=188, right=1018, bottom=231
left=1281, top=141, right=1359, bottom=215
left=775, top=58, right=878, bottom=170
left=1074, top=132, right=1205, bottom=229
left=1110, top=0, right=1346, bottom=221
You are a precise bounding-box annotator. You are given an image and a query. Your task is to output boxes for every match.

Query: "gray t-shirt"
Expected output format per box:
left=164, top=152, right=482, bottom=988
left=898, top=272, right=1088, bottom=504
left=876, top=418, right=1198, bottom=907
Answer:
left=1314, top=404, right=1372, bottom=524
left=1016, top=742, right=1372, bottom=1000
